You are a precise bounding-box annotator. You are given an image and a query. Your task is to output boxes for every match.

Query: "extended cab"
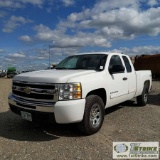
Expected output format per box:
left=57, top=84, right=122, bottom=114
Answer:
left=8, top=52, right=152, bottom=135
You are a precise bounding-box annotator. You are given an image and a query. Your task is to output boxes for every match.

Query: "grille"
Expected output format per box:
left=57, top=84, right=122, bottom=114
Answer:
left=12, top=81, right=57, bottom=100
left=13, top=82, right=55, bottom=89
left=13, top=90, right=54, bottom=100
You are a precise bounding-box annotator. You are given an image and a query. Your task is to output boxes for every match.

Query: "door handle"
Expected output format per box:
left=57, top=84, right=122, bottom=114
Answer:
left=123, top=77, right=127, bottom=80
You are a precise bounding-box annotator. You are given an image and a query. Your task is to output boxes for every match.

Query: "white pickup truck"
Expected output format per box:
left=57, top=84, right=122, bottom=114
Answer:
left=8, top=52, right=152, bottom=135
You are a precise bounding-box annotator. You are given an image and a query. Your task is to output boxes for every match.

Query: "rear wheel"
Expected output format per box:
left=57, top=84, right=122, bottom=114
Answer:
left=137, top=84, right=149, bottom=106
left=77, top=95, right=105, bottom=135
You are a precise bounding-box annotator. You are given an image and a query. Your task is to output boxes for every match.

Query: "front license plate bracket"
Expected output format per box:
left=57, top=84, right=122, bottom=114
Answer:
left=21, top=111, right=32, bottom=121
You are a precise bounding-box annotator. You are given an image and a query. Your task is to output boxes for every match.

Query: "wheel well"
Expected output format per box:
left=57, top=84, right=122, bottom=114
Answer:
left=86, top=88, right=107, bottom=106
left=144, top=80, right=150, bottom=91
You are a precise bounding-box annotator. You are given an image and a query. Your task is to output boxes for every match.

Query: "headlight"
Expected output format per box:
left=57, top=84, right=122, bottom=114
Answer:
left=59, top=83, right=82, bottom=100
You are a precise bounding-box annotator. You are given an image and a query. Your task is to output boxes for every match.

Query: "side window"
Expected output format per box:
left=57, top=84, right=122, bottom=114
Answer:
left=122, top=56, right=132, bottom=72
left=109, top=55, right=124, bottom=73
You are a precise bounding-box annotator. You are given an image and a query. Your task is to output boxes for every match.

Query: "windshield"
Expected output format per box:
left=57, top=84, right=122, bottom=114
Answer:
left=56, top=54, right=107, bottom=70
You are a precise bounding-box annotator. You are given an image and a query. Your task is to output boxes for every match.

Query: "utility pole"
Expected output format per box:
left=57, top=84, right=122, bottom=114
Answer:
left=49, top=44, right=51, bottom=68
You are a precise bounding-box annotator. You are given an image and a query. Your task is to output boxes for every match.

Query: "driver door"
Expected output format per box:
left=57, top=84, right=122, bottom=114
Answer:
left=107, top=55, right=128, bottom=105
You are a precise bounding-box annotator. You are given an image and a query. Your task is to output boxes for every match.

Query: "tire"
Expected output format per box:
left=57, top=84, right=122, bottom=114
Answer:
left=77, top=95, right=105, bottom=135
left=137, top=84, right=149, bottom=106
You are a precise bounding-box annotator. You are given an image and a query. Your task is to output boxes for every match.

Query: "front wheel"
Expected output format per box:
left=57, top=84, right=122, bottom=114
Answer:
left=137, top=85, right=148, bottom=106
left=77, top=95, right=105, bottom=135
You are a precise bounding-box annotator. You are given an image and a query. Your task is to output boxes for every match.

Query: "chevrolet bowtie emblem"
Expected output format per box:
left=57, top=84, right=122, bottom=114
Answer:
left=24, top=87, right=31, bottom=94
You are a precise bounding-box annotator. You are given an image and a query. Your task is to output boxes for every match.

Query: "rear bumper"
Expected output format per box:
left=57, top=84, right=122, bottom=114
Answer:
left=8, top=93, right=85, bottom=124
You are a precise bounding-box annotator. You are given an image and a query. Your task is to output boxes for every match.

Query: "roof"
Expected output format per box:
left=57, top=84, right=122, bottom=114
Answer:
left=75, top=52, right=122, bottom=56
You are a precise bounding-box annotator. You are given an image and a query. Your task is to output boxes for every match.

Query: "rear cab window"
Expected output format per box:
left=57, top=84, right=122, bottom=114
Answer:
left=122, top=56, right=132, bottom=73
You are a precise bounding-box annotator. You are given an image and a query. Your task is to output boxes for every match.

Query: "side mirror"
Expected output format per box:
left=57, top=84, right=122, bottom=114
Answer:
left=109, top=65, right=125, bottom=74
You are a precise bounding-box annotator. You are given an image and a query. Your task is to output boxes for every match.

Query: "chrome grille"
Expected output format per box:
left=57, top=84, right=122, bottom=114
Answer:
left=12, top=81, right=58, bottom=101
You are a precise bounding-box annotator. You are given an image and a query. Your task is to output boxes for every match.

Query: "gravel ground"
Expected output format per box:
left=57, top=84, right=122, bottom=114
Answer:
left=0, top=78, right=160, bottom=160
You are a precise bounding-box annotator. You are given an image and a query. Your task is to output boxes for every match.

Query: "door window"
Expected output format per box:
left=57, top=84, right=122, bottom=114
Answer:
left=109, top=55, right=124, bottom=73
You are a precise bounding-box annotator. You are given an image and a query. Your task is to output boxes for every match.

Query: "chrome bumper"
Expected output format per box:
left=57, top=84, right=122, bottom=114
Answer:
left=8, top=93, right=55, bottom=113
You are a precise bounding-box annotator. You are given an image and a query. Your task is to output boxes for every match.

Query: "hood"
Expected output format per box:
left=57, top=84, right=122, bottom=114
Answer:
left=13, top=69, right=96, bottom=83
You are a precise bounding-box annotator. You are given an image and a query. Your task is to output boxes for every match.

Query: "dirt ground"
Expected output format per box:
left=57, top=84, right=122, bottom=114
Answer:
left=0, top=78, right=160, bottom=160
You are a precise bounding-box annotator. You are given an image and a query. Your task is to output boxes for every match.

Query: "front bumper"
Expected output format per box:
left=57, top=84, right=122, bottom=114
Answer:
left=8, top=93, right=85, bottom=124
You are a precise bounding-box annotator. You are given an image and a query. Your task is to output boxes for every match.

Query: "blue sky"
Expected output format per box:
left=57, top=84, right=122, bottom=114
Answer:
left=0, top=0, right=160, bottom=70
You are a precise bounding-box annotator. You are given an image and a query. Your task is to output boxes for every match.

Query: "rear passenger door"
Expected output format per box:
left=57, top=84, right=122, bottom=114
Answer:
left=122, top=55, right=136, bottom=98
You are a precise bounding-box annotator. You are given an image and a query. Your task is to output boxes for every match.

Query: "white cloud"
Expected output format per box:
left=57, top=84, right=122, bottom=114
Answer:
left=19, top=35, right=32, bottom=42
left=9, top=0, right=160, bottom=53
left=51, top=37, right=86, bottom=48
left=61, top=0, right=75, bottom=7
left=36, top=2, right=160, bottom=48
left=0, top=1, right=22, bottom=8
left=5, top=58, right=13, bottom=62
left=90, top=7, right=160, bottom=37
left=109, top=45, right=160, bottom=56
left=63, top=1, right=160, bottom=41
left=37, top=56, right=48, bottom=60
left=0, top=0, right=75, bottom=9
left=50, top=33, right=111, bottom=48
left=3, top=52, right=27, bottom=69
left=34, top=24, right=65, bottom=41
left=21, top=0, right=44, bottom=6
left=2, top=15, right=32, bottom=33
left=147, top=0, right=159, bottom=6
left=0, top=0, right=45, bottom=9
left=67, top=9, right=91, bottom=22
left=34, top=24, right=111, bottom=48
left=0, top=49, right=5, bottom=53
left=101, top=27, right=125, bottom=39
left=50, top=47, right=80, bottom=56
left=8, top=53, right=26, bottom=58
left=68, top=13, right=78, bottom=22
left=92, top=0, right=139, bottom=13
